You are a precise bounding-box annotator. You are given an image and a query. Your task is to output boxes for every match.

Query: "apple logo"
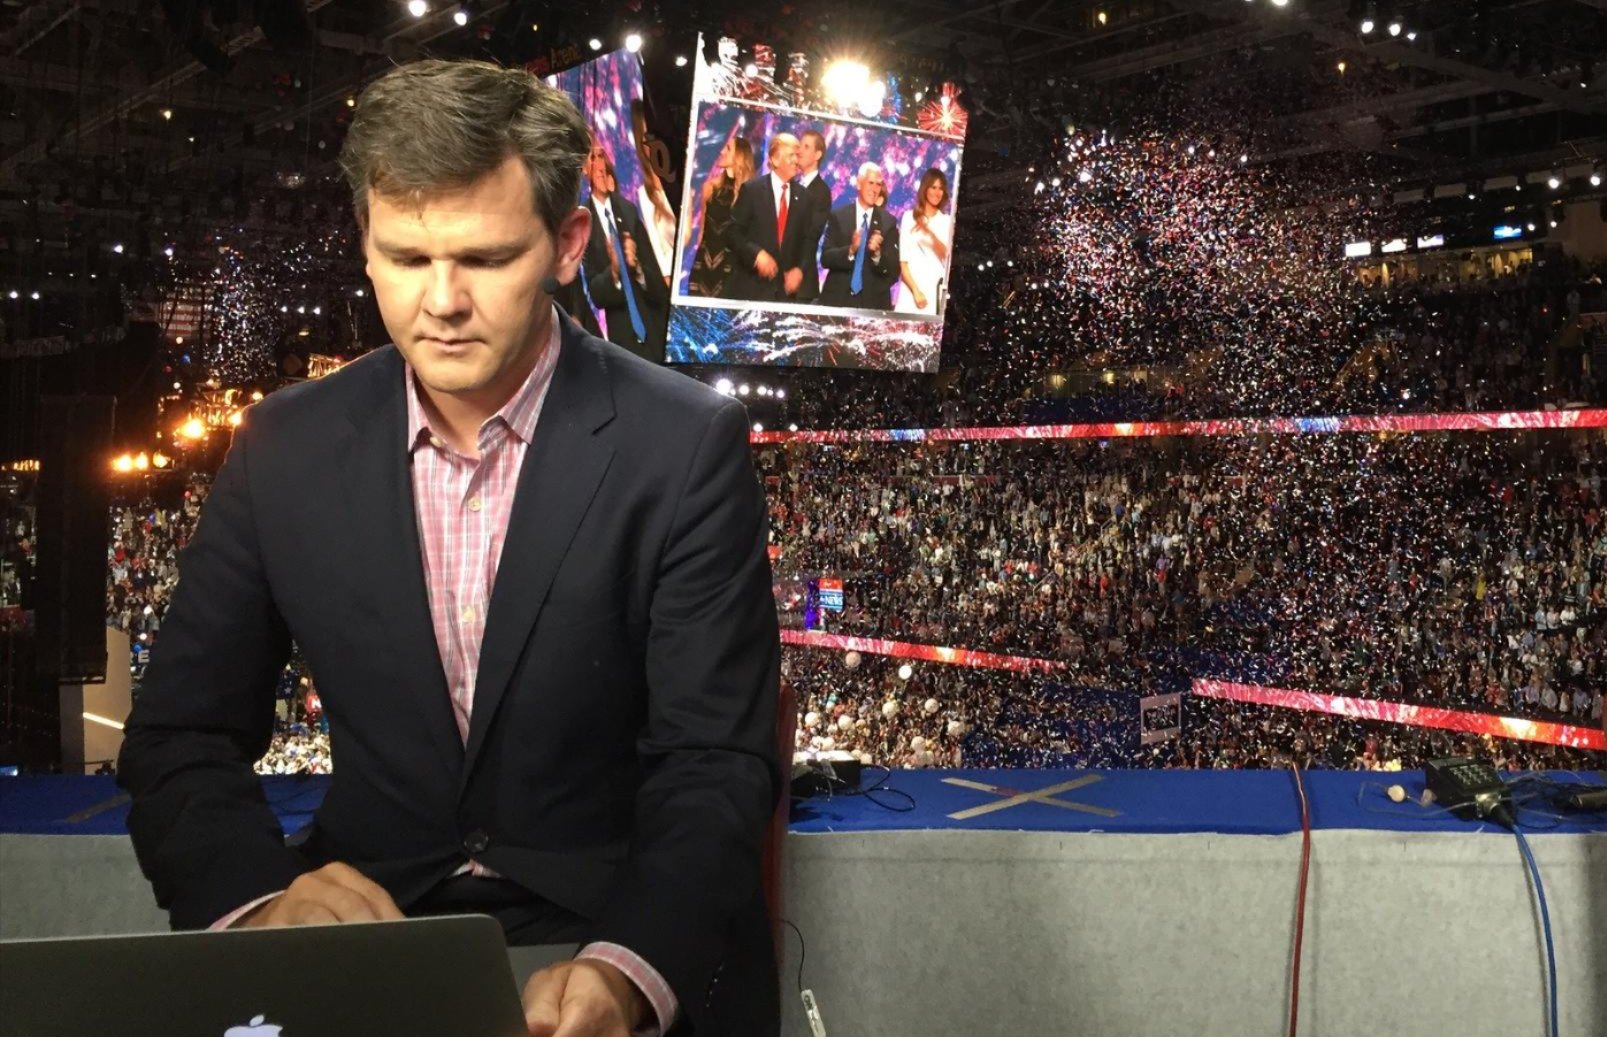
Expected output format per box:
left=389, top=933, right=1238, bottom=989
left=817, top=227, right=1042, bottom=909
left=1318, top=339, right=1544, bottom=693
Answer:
left=224, top=1015, right=283, bottom=1037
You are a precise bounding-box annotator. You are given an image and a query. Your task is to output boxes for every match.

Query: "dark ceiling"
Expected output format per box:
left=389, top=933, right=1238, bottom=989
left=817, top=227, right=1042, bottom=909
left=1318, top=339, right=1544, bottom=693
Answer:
left=1, top=0, right=1604, bottom=262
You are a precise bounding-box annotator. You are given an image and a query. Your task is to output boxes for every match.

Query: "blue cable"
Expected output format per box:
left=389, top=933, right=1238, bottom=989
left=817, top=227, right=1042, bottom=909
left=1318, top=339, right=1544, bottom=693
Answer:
left=1508, top=822, right=1558, bottom=1037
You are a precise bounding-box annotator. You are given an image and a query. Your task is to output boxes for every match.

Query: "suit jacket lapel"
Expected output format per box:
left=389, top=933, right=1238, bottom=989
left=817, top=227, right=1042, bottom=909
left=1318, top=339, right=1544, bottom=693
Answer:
left=461, top=315, right=617, bottom=786
left=339, top=350, right=465, bottom=778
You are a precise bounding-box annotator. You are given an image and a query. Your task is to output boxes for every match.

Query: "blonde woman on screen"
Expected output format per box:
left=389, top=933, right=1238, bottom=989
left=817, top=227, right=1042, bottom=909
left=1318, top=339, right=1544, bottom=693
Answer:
left=896, top=168, right=952, bottom=315
left=689, top=134, right=755, bottom=297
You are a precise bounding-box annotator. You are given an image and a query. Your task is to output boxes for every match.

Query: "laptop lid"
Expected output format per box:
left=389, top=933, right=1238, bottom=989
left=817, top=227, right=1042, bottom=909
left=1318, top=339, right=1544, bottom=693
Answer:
left=0, top=915, right=529, bottom=1037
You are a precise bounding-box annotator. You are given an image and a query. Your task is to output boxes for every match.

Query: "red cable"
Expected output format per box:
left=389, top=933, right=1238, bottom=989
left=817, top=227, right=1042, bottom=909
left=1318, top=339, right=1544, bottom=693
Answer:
left=1287, top=764, right=1313, bottom=1037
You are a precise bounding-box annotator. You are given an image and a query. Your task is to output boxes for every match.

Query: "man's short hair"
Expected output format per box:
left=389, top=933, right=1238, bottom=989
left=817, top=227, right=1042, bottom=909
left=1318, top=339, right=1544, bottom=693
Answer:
left=857, top=161, right=883, bottom=183
left=769, top=132, right=800, bottom=161
left=338, top=58, right=590, bottom=237
left=800, top=129, right=826, bottom=155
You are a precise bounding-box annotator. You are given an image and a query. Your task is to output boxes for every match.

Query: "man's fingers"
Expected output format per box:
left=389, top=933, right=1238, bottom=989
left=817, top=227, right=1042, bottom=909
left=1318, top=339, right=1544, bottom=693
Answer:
left=523, top=966, right=568, bottom=1037
left=323, top=866, right=405, bottom=920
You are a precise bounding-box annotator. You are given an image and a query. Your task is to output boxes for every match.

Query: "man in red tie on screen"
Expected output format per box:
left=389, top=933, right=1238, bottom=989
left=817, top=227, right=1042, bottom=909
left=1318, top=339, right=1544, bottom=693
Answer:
left=722, top=132, right=808, bottom=303
left=117, top=59, right=781, bottom=1037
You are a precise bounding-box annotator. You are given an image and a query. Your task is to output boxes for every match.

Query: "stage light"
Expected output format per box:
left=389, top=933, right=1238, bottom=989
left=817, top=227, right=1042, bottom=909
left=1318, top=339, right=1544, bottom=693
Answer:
left=177, top=418, right=206, bottom=440
left=788, top=423, right=799, bottom=432
left=163, top=246, right=174, bottom=257
left=716, top=377, right=733, bottom=394
left=407, top=0, right=427, bottom=17
left=1337, top=60, right=1347, bottom=73
left=355, top=287, right=366, bottom=297
left=823, top=59, right=870, bottom=107
left=346, top=96, right=356, bottom=108
left=1547, top=173, right=1561, bottom=189
left=738, top=383, right=751, bottom=396
left=588, top=37, right=603, bottom=51
left=161, top=108, right=173, bottom=120
left=1549, top=218, right=1559, bottom=228
left=776, top=389, right=786, bottom=399
left=1360, top=18, right=1375, bottom=33
left=752, top=422, right=763, bottom=433
left=625, top=32, right=642, bottom=53
left=111, top=455, right=134, bottom=473
left=452, top=6, right=467, bottom=26
left=1387, top=21, right=1401, bottom=36
left=1405, top=30, right=1416, bottom=41
left=229, top=412, right=243, bottom=428
left=1096, top=11, right=1107, bottom=25
left=6, top=290, right=16, bottom=299
left=675, top=55, right=687, bottom=67
left=1270, top=0, right=1289, bottom=6
left=858, top=78, right=887, bottom=117
left=134, top=453, right=149, bottom=471
left=1590, top=170, right=1602, bottom=187
left=29, top=290, right=39, bottom=300
left=152, top=453, right=169, bottom=469
left=112, top=243, right=124, bottom=253
left=1239, top=153, right=1248, bottom=164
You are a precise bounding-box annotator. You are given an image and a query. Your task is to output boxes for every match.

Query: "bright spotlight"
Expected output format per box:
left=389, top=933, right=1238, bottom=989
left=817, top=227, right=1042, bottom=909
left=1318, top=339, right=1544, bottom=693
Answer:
left=1387, top=21, right=1401, bottom=36
left=588, top=37, right=603, bottom=51
left=1547, top=174, right=1561, bottom=189
left=1270, top=0, right=1289, bottom=6
left=1360, top=18, right=1375, bottom=33
left=161, top=108, right=173, bottom=120
left=1590, top=172, right=1603, bottom=187
left=752, top=422, right=764, bottom=433
left=822, top=60, right=870, bottom=107
left=406, top=0, right=427, bottom=17
left=452, top=7, right=467, bottom=26
left=675, top=54, right=688, bottom=67
left=715, top=377, right=734, bottom=394
left=1405, top=30, right=1417, bottom=41
left=738, top=383, right=751, bottom=396
left=625, top=32, right=643, bottom=53
left=111, top=455, right=134, bottom=473
left=857, top=78, right=886, bottom=117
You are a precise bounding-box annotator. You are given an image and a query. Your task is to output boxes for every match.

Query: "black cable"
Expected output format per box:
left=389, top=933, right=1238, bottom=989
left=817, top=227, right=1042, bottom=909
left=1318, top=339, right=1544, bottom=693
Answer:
left=813, top=764, right=918, bottom=812
left=779, top=918, right=806, bottom=993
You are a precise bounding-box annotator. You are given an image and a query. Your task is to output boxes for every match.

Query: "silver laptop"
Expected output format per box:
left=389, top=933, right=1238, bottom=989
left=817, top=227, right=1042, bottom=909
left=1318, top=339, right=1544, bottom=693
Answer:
left=0, top=915, right=572, bottom=1037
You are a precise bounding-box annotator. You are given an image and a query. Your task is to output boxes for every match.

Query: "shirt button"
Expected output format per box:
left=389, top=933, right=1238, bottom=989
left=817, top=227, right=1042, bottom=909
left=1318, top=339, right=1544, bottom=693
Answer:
left=466, top=495, right=483, bottom=512
left=429, top=436, right=445, bottom=449
left=463, top=830, right=490, bottom=855
left=460, top=605, right=476, bottom=624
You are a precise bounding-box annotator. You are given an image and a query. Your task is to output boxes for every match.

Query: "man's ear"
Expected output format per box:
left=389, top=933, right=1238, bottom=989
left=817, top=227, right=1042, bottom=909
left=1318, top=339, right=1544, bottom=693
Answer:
left=552, top=205, right=591, bottom=287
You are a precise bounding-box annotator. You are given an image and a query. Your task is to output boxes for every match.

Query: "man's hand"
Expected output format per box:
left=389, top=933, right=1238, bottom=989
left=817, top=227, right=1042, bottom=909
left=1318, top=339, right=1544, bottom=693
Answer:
left=523, top=959, right=651, bottom=1037
left=237, top=862, right=404, bottom=927
left=783, top=268, right=803, bottom=295
left=623, top=235, right=639, bottom=272
left=849, top=227, right=862, bottom=254
left=868, top=229, right=884, bottom=256
left=754, top=250, right=779, bottom=279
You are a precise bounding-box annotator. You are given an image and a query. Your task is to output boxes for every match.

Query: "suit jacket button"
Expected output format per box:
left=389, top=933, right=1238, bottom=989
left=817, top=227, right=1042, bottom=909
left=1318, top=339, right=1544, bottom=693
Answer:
left=463, top=829, right=490, bottom=855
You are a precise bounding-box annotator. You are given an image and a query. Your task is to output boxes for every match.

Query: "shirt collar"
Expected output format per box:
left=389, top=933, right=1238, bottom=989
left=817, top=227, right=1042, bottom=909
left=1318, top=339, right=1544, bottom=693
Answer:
left=405, top=305, right=562, bottom=454
left=800, top=170, right=818, bottom=186
left=771, top=172, right=790, bottom=195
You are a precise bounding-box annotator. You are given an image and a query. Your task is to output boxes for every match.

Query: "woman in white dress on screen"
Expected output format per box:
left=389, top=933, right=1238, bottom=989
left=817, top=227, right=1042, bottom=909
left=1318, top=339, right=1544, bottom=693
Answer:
left=895, top=168, right=953, bottom=315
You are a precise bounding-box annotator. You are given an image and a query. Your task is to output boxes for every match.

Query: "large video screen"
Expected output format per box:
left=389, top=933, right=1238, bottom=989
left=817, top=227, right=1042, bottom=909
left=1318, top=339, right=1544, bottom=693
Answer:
left=543, top=49, right=677, bottom=362
left=665, top=39, right=968, bottom=373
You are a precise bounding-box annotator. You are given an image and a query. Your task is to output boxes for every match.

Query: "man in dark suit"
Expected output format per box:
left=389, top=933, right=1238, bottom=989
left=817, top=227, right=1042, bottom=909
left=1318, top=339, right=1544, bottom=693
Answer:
left=119, top=59, right=779, bottom=1037
left=582, top=139, right=668, bottom=362
left=721, top=133, right=809, bottom=303
left=820, top=162, right=899, bottom=310
left=793, top=129, right=832, bottom=304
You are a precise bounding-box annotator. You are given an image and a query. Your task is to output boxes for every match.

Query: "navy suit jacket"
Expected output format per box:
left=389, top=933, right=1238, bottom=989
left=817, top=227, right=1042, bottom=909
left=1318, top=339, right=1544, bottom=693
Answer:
left=820, top=201, right=900, bottom=309
left=723, top=173, right=813, bottom=303
left=584, top=194, right=669, bottom=361
left=118, top=314, right=781, bottom=1036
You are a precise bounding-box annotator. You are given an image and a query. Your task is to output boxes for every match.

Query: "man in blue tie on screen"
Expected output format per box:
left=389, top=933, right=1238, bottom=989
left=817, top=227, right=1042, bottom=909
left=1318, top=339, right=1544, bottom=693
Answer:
left=820, top=162, right=899, bottom=310
left=581, top=137, right=667, bottom=362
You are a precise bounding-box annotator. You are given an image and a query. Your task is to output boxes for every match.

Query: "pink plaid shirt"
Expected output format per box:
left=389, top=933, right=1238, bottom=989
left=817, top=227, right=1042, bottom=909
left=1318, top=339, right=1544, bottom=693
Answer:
left=219, top=311, right=677, bottom=1034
